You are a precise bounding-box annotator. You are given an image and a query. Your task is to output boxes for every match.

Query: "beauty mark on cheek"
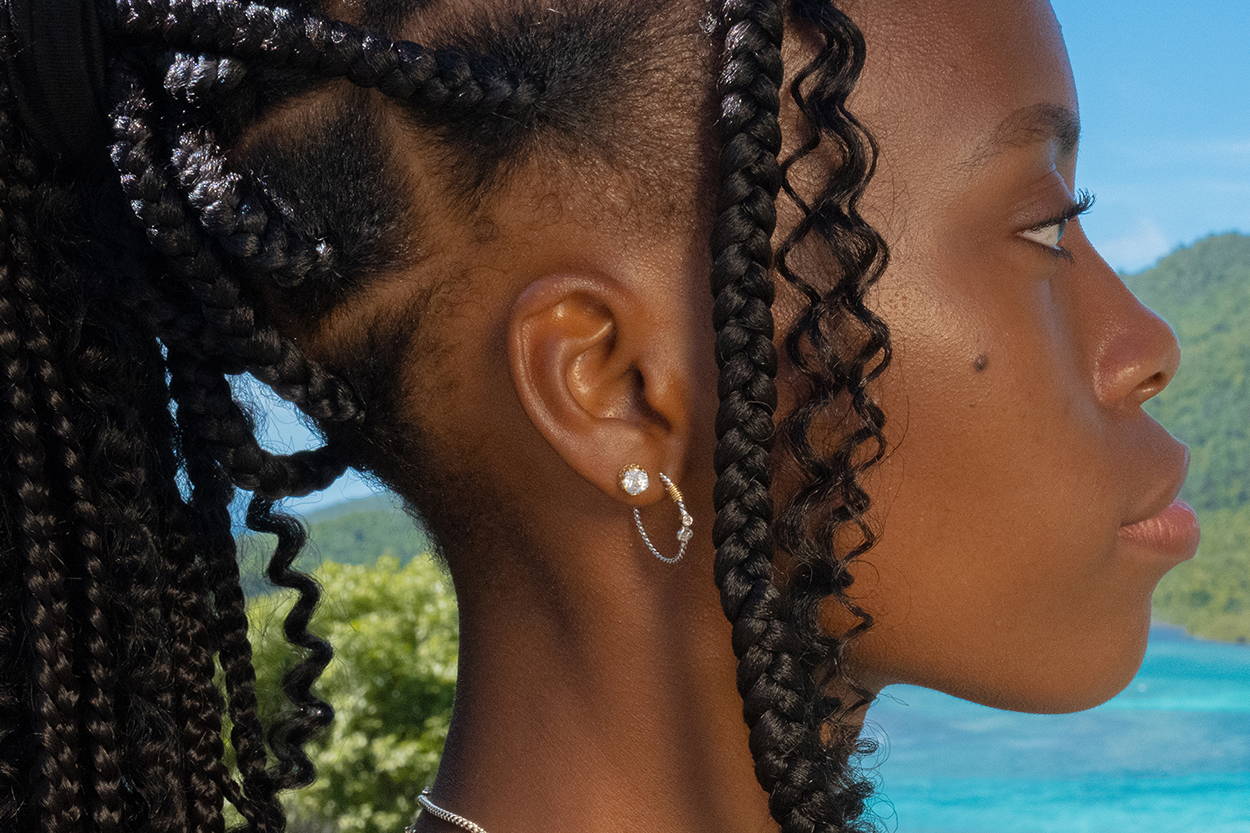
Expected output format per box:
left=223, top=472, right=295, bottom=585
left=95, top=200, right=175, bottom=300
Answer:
left=973, top=353, right=989, bottom=372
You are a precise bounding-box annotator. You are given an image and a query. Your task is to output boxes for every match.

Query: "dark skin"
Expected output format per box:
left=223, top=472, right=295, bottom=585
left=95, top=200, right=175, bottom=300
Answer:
left=289, top=1, right=1190, bottom=831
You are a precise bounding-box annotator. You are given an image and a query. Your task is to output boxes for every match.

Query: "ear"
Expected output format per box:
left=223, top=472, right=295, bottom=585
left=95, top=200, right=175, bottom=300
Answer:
left=506, top=272, right=690, bottom=506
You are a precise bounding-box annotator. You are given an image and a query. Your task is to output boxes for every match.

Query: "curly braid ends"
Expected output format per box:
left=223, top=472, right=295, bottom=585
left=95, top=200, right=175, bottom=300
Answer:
left=769, top=1, right=894, bottom=830
left=708, top=1, right=893, bottom=831
left=706, top=2, right=886, bottom=831
left=0, top=0, right=894, bottom=832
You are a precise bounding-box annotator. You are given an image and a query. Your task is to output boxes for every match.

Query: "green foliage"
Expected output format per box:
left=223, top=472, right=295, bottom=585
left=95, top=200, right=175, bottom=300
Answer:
left=235, top=493, right=434, bottom=598
left=228, top=553, right=460, bottom=833
left=1153, top=503, right=1250, bottom=644
left=1127, top=231, right=1250, bottom=512
left=1119, top=231, right=1250, bottom=642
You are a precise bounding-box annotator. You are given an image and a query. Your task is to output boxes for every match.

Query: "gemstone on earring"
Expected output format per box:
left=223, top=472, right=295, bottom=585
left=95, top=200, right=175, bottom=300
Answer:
left=677, top=525, right=693, bottom=543
left=619, top=464, right=649, bottom=496
left=680, top=510, right=693, bottom=526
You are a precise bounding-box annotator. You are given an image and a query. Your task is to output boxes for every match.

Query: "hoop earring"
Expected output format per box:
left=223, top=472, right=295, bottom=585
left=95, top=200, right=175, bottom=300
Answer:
left=618, top=464, right=693, bottom=564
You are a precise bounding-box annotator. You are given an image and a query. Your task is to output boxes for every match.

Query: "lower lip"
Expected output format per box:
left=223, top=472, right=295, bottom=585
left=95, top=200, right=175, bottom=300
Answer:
left=1116, top=499, right=1201, bottom=563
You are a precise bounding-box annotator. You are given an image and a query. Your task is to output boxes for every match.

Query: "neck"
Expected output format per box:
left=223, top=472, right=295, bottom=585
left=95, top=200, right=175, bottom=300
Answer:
left=409, top=534, right=875, bottom=833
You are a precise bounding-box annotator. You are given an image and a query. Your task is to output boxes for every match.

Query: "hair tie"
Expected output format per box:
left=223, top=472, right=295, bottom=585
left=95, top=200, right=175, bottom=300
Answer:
left=1, top=0, right=114, bottom=183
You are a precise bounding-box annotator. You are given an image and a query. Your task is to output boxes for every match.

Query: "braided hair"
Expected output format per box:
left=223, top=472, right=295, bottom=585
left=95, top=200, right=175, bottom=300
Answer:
left=0, top=0, right=893, bottom=831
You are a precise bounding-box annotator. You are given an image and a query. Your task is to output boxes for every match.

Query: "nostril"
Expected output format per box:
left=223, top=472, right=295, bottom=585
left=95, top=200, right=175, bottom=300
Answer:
left=1136, top=369, right=1170, bottom=405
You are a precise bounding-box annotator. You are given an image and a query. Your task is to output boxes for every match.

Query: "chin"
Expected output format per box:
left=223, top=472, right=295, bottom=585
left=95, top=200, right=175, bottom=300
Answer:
left=928, top=669, right=1131, bottom=715
left=973, top=639, right=1152, bottom=715
left=898, top=620, right=1155, bottom=715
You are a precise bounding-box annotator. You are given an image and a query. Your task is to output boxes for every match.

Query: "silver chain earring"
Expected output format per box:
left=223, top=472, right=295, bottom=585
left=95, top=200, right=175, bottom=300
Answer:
left=618, top=464, right=693, bottom=564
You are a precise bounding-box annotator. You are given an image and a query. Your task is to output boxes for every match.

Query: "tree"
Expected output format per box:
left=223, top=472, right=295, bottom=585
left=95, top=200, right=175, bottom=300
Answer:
left=227, top=552, right=460, bottom=833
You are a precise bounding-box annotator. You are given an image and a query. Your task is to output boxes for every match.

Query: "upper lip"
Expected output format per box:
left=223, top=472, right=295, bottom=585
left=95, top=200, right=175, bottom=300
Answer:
left=1121, top=442, right=1191, bottom=527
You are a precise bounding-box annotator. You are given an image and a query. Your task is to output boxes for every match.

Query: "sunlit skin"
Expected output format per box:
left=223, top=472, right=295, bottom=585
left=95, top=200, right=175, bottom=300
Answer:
left=288, top=1, right=1190, bottom=832
left=809, top=0, right=1190, bottom=717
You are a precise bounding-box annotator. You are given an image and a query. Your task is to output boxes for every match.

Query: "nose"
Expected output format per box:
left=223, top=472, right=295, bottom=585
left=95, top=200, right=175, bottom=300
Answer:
left=1126, top=311, right=1181, bottom=407
left=1082, top=248, right=1183, bottom=412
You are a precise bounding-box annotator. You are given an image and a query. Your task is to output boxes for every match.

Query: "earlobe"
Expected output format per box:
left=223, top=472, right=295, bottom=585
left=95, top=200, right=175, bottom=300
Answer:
left=505, top=272, right=690, bottom=503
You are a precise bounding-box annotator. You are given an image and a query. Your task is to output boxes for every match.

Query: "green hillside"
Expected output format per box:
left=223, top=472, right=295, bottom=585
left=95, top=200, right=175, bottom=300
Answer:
left=1125, top=231, right=1250, bottom=512
left=236, top=232, right=1250, bottom=643
left=1126, top=231, right=1250, bottom=642
left=235, top=490, right=434, bottom=598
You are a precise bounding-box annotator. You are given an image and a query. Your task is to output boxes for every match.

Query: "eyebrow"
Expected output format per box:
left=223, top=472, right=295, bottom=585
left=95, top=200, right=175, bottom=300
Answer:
left=958, top=102, right=1081, bottom=172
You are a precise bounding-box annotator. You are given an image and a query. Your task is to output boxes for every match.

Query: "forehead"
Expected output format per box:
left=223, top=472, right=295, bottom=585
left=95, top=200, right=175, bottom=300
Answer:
left=827, top=0, right=1077, bottom=180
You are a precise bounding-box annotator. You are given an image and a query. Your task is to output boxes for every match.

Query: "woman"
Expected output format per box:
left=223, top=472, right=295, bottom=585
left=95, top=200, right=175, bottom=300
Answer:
left=0, top=0, right=1194, bottom=831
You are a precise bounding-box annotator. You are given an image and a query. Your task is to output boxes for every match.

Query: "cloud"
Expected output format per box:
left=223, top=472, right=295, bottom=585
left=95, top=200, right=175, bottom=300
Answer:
left=1090, top=216, right=1173, bottom=272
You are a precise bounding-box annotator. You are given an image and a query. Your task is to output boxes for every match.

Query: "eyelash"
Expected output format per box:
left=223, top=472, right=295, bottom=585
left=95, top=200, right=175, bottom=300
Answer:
left=1020, top=187, right=1097, bottom=262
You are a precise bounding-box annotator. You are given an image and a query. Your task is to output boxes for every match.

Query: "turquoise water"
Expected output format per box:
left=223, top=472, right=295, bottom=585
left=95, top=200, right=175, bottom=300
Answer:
left=861, top=622, right=1250, bottom=833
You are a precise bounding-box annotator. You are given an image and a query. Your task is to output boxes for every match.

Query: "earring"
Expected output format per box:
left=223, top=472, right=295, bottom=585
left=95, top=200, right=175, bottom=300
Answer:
left=618, top=464, right=693, bottom=564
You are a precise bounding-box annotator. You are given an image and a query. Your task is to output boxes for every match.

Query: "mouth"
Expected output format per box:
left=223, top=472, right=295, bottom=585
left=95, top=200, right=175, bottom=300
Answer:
left=1116, top=443, right=1199, bottom=563
left=1120, top=442, right=1190, bottom=528
left=1116, top=498, right=1200, bottom=562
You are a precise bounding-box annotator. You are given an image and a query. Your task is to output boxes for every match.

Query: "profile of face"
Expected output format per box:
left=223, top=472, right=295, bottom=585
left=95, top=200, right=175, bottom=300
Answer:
left=791, top=0, right=1191, bottom=713
left=296, top=0, right=1191, bottom=728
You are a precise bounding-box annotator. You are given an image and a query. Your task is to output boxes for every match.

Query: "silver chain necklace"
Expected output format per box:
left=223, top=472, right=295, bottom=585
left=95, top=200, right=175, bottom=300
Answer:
left=404, top=786, right=490, bottom=833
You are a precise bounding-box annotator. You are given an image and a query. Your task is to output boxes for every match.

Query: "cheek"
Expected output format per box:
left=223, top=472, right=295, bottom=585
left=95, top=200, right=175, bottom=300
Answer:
left=860, top=252, right=1116, bottom=583
left=819, top=255, right=1151, bottom=706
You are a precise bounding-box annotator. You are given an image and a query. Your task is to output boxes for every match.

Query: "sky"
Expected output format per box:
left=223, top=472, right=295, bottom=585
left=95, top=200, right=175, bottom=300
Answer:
left=1051, top=0, right=1249, bottom=271
left=236, top=2, right=1250, bottom=521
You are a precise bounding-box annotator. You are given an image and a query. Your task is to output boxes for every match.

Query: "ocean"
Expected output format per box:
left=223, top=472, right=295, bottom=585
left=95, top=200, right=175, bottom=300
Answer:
left=860, top=621, right=1250, bottom=833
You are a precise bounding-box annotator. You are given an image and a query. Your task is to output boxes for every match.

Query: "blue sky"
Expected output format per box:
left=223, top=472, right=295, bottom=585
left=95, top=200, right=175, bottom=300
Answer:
left=1052, top=0, right=1249, bottom=271
left=237, top=3, right=1250, bottom=520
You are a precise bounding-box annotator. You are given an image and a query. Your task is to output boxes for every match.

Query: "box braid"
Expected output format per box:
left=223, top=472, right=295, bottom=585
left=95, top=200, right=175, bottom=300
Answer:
left=2, top=72, right=212, bottom=833
left=708, top=1, right=890, bottom=830
left=0, top=2, right=894, bottom=833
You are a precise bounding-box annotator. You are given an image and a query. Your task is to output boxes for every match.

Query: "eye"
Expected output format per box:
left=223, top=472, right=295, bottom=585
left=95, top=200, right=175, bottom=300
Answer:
left=1019, top=218, right=1069, bottom=249
left=1017, top=187, right=1097, bottom=262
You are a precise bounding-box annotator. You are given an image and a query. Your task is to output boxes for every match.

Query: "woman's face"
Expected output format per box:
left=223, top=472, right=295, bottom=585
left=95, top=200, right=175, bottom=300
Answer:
left=798, top=0, right=1192, bottom=712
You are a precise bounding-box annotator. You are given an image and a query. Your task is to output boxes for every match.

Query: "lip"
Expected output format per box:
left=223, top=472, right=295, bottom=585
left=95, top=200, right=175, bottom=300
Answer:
left=1116, top=441, right=1197, bottom=565
left=1116, top=498, right=1200, bottom=564
left=1121, top=442, right=1191, bottom=527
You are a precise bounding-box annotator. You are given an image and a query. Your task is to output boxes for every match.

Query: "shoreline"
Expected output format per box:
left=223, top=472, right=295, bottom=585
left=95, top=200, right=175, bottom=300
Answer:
left=1150, top=617, right=1250, bottom=647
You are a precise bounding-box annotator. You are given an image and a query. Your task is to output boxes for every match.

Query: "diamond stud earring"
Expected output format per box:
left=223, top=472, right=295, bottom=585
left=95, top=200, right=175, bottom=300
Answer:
left=618, top=464, right=693, bottom=564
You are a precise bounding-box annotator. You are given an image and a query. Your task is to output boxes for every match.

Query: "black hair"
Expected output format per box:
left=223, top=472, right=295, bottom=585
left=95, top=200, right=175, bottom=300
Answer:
left=0, top=0, right=893, bottom=831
